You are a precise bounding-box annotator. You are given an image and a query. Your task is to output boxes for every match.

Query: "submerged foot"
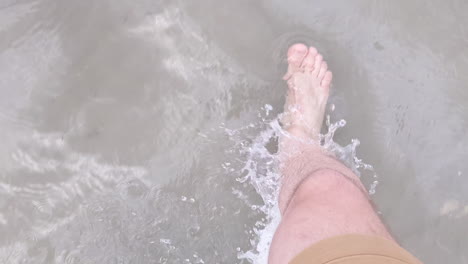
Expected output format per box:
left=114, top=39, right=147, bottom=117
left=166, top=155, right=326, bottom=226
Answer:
left=281, top=43, right=333, bottom=141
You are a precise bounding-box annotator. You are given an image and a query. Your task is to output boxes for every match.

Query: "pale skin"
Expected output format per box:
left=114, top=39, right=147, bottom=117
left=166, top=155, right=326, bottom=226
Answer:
left=269, top=44, right=395, bottom=264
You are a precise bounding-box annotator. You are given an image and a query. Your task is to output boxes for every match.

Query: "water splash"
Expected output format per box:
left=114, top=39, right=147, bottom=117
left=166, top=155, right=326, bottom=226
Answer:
left=223, top=106, right=378, bottom=264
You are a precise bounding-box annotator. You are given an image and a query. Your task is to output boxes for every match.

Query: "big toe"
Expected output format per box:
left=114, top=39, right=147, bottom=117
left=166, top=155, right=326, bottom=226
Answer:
left=287, top=43, right=308, bottom=60
left=301, top=47, right=318, bottom=72
left=283, top=43, right=308, bottom=80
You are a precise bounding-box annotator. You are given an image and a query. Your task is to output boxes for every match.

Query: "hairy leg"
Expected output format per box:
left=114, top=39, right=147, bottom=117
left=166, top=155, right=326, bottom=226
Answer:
left=268, top=44, right=393, bottom=264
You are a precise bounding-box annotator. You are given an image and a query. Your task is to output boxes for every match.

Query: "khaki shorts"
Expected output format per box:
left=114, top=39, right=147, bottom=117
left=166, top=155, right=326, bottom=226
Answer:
left=291, top=234, right=423, bottom=264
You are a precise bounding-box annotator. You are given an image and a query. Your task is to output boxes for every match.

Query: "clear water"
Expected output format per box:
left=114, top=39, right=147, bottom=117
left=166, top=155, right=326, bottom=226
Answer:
left=1, top=0, right=468, bottom=263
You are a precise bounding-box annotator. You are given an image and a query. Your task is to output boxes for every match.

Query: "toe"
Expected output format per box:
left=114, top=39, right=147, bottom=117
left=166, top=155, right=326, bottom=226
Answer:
left=300, top=47, right=318, bottom=72
left=283, top=43, right=308, bottom=80
left=318, top=61, right=328, bottom=80
left=311, top=54, right=323, bottom=77
left=287, top=43, right=308, bottom=58
left=321, top=71, right=333, bottom=88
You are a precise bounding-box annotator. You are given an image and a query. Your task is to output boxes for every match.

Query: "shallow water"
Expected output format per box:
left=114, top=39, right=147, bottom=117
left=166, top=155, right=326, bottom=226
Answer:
left=1, top=0, right=468, bottom=263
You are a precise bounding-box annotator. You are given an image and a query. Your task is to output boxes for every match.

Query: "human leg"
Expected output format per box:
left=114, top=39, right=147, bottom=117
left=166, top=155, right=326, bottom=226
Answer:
left=268, top=44, right=395, bottom=264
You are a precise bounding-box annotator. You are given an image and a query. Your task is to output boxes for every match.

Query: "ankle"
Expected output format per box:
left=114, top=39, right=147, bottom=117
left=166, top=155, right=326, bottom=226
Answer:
left=286, top=125, right=320, bottom=141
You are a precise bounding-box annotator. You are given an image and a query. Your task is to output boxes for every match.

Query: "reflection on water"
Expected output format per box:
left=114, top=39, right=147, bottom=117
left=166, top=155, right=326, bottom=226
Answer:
left=1, top=0, right=468, bottom=263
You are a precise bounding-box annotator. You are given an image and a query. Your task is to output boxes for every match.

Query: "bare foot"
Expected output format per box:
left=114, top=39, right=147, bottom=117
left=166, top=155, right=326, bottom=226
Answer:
left=281, top=44, right=333, bottom=141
